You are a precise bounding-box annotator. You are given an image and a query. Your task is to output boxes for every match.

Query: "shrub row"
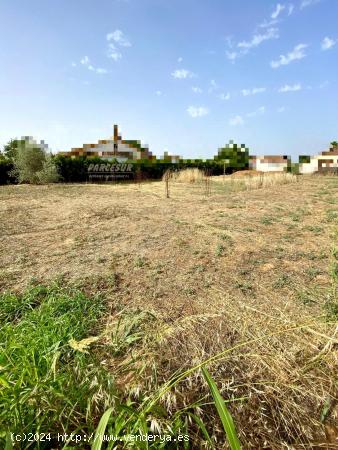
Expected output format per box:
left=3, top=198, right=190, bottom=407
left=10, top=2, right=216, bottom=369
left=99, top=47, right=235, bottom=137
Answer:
left=54, top=156, right=241, bottom=182
left=0, top=160, right=15, bottom=185
left=0, top=155, right=248, bottom=184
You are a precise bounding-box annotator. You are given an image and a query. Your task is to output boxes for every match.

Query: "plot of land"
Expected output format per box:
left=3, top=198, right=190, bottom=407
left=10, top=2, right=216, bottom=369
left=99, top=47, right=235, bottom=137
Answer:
left=0, top=176, right=337, bottom=448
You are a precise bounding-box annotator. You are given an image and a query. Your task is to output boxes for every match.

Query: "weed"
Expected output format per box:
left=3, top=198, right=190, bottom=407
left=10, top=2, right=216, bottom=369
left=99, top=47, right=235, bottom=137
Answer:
left=0, top=283, right=113, bottom=443
left=273, top=274, right=291, bottom=288
left=135, top=256, right=145, bottom=268
left=291, top=214, right=301, bottom=222
left=216, top=244, right=225, bottom=256
left=184, top=287, right=196, bottom=296
left=304, top=225, right=323, bottom=234
left=325, top=209, right=338, bottom=223
left=304, top=267, right=322, bottom=280
left=202, top=368, right=241, bottom=450
left=188, top=264, right=206, bottom=274
left=220, top=233, right=233, bottom=243
left=260, top=216, right=274, bottom=225
left=97, top=256, right=106, bottom=263
left=296, top=289, right=316, bottom=305
left=234, top=280, right=254, bottom=294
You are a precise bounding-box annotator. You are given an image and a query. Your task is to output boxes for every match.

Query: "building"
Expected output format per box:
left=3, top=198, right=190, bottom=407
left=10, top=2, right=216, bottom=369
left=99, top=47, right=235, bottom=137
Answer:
left=59, top=125, right=156, bottom=162
left=249, top=155, right=290, bottom=172
left=299, top=147, right=338, bottom=174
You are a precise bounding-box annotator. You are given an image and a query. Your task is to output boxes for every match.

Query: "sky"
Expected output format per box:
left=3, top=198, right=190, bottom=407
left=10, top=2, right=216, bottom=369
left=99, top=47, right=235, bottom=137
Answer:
left=0, top=0, right=337, bottom=160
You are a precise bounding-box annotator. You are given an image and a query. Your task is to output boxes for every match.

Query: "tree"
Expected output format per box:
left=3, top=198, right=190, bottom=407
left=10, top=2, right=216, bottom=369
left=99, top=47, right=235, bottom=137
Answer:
left=330, top=141, right=338, bottom=149
left=3, top=139, right=19, bottom=160
left=36, top=154, right=60, bottom=183
left=299, top=155, right=311, bottom=164
left=11, top=137, right=59, bottom=184
left=214, top=140, right=249, bottom=173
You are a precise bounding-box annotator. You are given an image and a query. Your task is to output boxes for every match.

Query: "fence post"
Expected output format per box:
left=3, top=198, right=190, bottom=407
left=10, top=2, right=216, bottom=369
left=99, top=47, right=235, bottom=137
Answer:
left=135, top=167, right=142, bottom=188
left=164, top=169, right=170, bottom=198
left=204, top=168, right=211, bottom=196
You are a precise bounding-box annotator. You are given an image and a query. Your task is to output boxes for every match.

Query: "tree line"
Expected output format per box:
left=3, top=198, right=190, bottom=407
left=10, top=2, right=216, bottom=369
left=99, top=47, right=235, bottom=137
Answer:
left=0, top=137, right=252, bottom=184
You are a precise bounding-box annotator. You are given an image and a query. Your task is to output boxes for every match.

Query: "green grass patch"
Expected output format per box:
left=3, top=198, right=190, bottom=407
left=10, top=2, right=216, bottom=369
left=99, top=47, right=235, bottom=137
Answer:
left=0, top=283, right=114, bottom=447
left=260, top=216, right=275, bottom=225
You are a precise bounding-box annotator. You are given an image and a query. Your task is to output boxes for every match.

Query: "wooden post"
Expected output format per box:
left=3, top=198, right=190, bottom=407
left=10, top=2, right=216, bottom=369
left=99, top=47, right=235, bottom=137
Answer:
left=135, top=167, right=142, bottom=188
left=204, top=168, right=211, bottom=196
left=164, top=169, right=170, bottom=198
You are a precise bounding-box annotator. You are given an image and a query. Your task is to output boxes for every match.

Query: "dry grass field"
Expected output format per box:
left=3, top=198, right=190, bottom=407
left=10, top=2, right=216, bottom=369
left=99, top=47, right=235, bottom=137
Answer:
left=0, top=174, right=337, bottom=449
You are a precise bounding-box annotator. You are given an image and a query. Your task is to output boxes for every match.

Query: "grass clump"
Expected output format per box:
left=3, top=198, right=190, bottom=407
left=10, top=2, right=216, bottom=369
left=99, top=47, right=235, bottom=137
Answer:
left=0, top=283, right=114, bottom=446
left=325, top=247, right=338, bottom=319
left=165, top=168, right=205, bottom=183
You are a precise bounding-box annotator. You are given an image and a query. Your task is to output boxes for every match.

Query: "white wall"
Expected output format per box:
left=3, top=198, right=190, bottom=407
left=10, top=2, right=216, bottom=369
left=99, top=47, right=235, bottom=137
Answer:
left=256, top=160, right=287, bottom=172
left=299, top=155, right=338, bottom=174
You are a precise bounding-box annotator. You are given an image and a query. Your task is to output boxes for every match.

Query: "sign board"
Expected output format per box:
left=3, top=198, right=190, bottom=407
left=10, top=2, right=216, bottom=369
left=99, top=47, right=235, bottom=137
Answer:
left=87, top=163, right=134, bottom=181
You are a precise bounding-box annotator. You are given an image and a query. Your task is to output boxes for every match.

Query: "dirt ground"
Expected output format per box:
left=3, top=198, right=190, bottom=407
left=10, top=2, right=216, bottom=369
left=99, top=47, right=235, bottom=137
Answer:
left=0, top=176, right=337, bottom=448
left=0, top=177, right=336, bottom=307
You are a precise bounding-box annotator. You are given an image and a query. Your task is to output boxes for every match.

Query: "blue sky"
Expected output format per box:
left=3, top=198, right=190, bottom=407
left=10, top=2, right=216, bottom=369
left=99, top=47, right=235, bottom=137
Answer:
left=0, top=0, right=337, bottom=160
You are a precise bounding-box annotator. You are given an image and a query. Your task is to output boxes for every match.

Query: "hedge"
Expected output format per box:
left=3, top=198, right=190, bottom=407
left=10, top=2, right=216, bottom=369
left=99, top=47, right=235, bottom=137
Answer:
left=0, top=155, right=248, bottom=184
left=54, top=156, right=241, bottom=182
left=0, top=160, right=15, bottom=185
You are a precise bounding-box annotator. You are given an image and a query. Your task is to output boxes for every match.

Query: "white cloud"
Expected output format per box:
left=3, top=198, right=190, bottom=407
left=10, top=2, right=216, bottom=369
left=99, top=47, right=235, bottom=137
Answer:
left=177, top=57, right=183, bottom=63
left=278, top=83, right=302, bottom=92
left=247, top=106, right=265, bottom=117
left=81, top=56, right=90, bottom=65
left=260, top=18, right=279, bottom=28
left=187, top=106, right=209, bottom=118
left=226, top=28, right=279, bottom=62
left=271, top=3, right=285, bottom=19
left=106, top=30, right=131, bottom=61
left=238, top=27, right=279, bottom=49
left=107, top=43, right=122, bottom=61
left=208, top=79, right=219, bottom=93
left=260, top=3, right=293, bottom=27
left=156, top=90, right=162, bottom=96
left=79, top=56, right=108, bottom=74
left=277, top=106, right=286, bottom=112
left=71, top=62, right=77, bottom=67
left=172, top=69, right=195, bottom=79
left=219, top=92, right=230, bottom=100
left=321, top=36, right=336, bottom=51
left=95, top=67, right=108, bottom=74
left=300, top=0, right=320, bottom=9
left=226, top=50, right=240, bottom=61
left=229, top=115, right=244, bottom=126
left=106, top=30, right=131, bottom=47
left=270, top=43, right=307, bottom=68
left=241, top=87, right=266, bottom=96
left=319, top=80, right=329, bottom=89
left=192, top=86, right=203, bottom=93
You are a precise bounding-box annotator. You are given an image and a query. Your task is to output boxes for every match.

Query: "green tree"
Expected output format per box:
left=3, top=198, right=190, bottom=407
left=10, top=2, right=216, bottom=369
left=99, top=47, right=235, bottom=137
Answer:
left=299, top=155, right=311, bottom=164
left=3, top=139, right=19, bottom=160
left=11, top=137, right=59, bottom=184
left=214, top=140, right=249, bottom=172
left=330, top=141, right=338, bottom=149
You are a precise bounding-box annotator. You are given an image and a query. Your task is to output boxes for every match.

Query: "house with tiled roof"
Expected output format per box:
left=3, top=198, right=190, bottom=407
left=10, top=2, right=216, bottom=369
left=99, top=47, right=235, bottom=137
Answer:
left=249, top=155, right=290, bottom=172
left=299, top=146, right=338, bottom=174
left=59, top=125, right=156, bottom=162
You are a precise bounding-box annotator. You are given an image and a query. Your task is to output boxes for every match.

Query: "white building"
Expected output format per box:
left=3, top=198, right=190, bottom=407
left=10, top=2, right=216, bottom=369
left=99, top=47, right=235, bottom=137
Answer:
left=249, top=155, right=289, bottom=172
left=299, top=147, right=338, bottom=174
